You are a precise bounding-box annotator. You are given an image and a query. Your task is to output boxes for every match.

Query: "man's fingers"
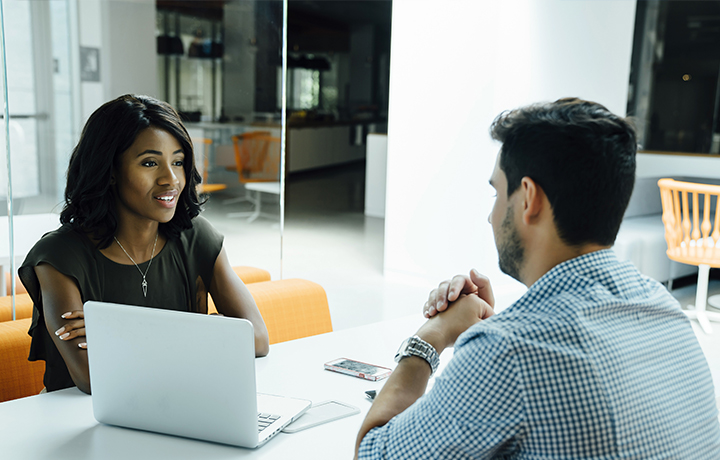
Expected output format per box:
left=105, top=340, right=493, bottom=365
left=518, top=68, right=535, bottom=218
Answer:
left=449, top=274, right=477, bottom=302
left=423, top=301, right=434, bottom=318
left=470, top=269, right=494, bottom=308
left=425, top=288, right=440, bottom=317
left=435, top=281, right=452, bottom=312
left=426, top=272, right=491, bottom=318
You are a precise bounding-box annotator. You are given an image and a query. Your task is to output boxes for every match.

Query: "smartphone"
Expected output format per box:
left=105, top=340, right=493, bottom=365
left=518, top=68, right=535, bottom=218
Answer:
left=324, top=358, right=392, bottom=381
left=282, top=400, right=360, bottom=433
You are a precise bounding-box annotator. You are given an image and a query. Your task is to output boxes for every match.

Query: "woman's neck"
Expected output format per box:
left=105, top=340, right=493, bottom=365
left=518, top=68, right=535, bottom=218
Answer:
left=101, top=221, right=164, bottom=264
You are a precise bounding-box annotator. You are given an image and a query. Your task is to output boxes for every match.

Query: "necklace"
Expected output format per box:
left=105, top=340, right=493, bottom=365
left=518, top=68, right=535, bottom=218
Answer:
left=114, top=232, right=159, bottom=298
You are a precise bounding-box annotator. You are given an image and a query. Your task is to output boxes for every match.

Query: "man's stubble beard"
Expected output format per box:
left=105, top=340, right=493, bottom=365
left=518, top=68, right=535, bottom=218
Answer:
left=497, top=203, right=524, bottom=282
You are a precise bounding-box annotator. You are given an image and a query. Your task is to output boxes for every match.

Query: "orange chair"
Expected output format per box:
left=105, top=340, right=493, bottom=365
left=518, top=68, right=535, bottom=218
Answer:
left=0, top=293, right=34, bottom=321
left=226, top=132, right=281, bottom=222
left=658, top=178, right=720, bottom=334
left=192, top=137, right=228, bottom=195
left=208, top=278, right=332, bottom=344
left=0, top=293, right=44, bottom=402
left=5, top=272, right=27, bottom=296
left=0, top=318, right=45, bottom=402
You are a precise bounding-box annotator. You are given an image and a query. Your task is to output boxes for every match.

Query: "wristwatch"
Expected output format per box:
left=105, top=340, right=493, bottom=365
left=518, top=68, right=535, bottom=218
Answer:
left=394, top=335, right=440, bottom=375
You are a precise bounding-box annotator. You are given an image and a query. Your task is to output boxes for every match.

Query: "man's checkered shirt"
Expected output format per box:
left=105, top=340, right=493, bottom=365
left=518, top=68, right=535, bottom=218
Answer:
left=360, top=250, right=720, bottom=459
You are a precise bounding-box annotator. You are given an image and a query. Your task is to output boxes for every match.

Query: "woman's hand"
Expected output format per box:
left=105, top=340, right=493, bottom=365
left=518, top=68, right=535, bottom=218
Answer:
left=423, top=269, right=495, bottom=318
left=55, top=311, right=87, bottom=349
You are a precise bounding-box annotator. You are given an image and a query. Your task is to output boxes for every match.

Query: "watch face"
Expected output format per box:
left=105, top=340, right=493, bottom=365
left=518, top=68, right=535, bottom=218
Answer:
left=394, top=338, right=412, bottom=362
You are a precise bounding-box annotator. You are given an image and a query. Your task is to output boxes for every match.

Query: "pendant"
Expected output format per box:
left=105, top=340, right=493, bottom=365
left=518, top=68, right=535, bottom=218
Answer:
left=142, top=279, right=148, bottom=297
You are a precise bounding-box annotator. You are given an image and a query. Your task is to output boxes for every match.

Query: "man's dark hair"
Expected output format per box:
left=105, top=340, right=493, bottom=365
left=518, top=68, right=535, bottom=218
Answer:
left=490, top=97, right=636, bottom=247
left=61, top=94, right=203, bottom=248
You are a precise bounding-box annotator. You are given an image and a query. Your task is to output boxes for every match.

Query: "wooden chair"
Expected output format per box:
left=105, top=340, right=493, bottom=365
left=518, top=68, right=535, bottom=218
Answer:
left=658, top=178, right=720, bottom=334
left=226, top=132, right=281, bottom=222
left=192, top=137, right=227, bottom=195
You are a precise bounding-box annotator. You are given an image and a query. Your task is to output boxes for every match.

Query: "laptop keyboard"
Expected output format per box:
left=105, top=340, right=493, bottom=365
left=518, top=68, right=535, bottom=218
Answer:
left=258, top=412, right=281, bottom=432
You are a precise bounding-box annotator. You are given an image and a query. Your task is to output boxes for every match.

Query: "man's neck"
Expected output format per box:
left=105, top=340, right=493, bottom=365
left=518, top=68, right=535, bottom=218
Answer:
left=520, top=241, right=610, bottom=287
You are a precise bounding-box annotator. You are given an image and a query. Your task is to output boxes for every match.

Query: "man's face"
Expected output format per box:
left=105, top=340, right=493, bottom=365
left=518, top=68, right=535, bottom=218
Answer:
left=489, top=154, right=524, bottom=282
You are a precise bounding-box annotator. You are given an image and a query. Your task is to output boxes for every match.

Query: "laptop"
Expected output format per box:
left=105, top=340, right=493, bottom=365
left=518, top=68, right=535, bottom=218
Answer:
left=84, top=301, right=311, bottom=448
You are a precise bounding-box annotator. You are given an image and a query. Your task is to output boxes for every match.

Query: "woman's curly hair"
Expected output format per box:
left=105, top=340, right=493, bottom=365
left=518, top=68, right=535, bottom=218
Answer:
left=60, top=94, right=203, bottom=248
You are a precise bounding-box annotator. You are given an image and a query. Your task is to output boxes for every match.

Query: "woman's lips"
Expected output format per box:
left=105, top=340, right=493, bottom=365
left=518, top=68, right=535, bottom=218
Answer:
left=154, top=191, right=178, bottom=208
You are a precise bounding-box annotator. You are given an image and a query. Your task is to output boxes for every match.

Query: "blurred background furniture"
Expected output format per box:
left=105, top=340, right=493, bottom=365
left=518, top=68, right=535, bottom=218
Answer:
left=658, top=178, right=720, bottom=334
left=0, top=214, right=60, bottom=296
left=208, top=278, right=332, bottom=344
left=0, top=317, right=45, bottom=402
left=227, top=132, right=281, bottom=222
left=613, top=177, right=697, bottom=285
left=192, top=137, right=227, bottom=195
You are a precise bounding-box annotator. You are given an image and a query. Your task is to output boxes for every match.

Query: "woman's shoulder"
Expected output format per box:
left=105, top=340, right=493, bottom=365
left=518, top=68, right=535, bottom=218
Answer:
left=20, top=223, right=98, bottom=298
left=30, top=224, right=92, bottom=255
left=180, top=215, right=223, bottom=245
left=176, top=215, right=224, bottom=272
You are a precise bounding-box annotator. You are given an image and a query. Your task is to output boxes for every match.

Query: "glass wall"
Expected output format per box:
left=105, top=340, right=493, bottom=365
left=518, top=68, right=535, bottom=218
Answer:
left=0, top=0, right=288, bottom=317
left=629, top=0, right=720, bottom=154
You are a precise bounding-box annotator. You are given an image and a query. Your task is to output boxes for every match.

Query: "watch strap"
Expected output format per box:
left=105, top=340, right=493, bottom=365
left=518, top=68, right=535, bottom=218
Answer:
left=394, top=335, right=440, bottom=375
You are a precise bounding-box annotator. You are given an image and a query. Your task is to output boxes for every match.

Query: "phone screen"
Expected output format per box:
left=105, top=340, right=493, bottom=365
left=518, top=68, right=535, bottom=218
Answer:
left=324, top=358, right=392, bottom=381
left=333, top=359, right=381, bottom=375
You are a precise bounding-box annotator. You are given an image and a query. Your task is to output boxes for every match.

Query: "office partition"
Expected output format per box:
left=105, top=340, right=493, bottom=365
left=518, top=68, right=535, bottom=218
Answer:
left=0, top=0, right=289, bottom=318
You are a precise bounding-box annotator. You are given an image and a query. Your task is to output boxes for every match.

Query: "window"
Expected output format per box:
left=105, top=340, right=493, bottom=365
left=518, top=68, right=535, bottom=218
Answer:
left=629, top=0, right=720, bottom=154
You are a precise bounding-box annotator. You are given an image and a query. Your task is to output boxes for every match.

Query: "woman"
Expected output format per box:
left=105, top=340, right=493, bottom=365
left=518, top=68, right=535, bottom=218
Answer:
left=18, top=94, right=269, bottom=394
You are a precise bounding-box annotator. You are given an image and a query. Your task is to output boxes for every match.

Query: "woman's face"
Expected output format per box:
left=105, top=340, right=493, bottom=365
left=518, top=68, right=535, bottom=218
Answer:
left=113, top=127, right=186, bottom=226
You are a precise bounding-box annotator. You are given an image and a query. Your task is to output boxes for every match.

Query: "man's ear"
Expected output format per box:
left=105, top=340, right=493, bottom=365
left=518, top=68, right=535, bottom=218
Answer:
left=520, top=177, right=545, bottom=225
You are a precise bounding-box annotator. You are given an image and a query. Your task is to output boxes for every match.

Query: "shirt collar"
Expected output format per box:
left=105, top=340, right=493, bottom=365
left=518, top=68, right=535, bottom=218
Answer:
left=510, top=248, right=618, bottom=311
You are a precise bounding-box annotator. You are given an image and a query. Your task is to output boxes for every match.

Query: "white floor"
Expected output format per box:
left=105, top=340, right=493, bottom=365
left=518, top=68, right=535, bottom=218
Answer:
left=203, top=161, right=720, bottom=403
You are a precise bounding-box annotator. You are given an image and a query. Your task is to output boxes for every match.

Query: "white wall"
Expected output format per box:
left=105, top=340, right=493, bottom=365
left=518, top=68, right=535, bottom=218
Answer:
left=102, top=0, right=157, bottom=101
left=77, top=0, right=104, bottom=122
left=76, top=0, right=157, bottom=124
left=384, top=0, right=637, bottom=301
left=636, top=153, right=720, bottom=179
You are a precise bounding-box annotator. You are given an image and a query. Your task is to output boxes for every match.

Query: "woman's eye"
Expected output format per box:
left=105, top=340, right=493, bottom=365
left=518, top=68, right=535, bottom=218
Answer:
left=173, top=160, right=184, bottom=167
left=141, top=160, right=157, bottom=167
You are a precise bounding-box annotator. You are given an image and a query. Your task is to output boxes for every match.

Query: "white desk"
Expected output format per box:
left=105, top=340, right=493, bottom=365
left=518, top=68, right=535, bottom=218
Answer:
left=0, top=315, right=442, bottom=459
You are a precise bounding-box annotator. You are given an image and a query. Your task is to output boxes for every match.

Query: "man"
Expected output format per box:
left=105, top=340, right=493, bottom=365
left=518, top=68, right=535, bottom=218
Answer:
left=355, top=98, right=720, bottom=459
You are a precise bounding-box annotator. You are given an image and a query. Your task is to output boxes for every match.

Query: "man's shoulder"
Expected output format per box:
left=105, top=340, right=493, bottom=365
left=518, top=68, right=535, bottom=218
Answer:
left=456, top=273, right=681, bottom=352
